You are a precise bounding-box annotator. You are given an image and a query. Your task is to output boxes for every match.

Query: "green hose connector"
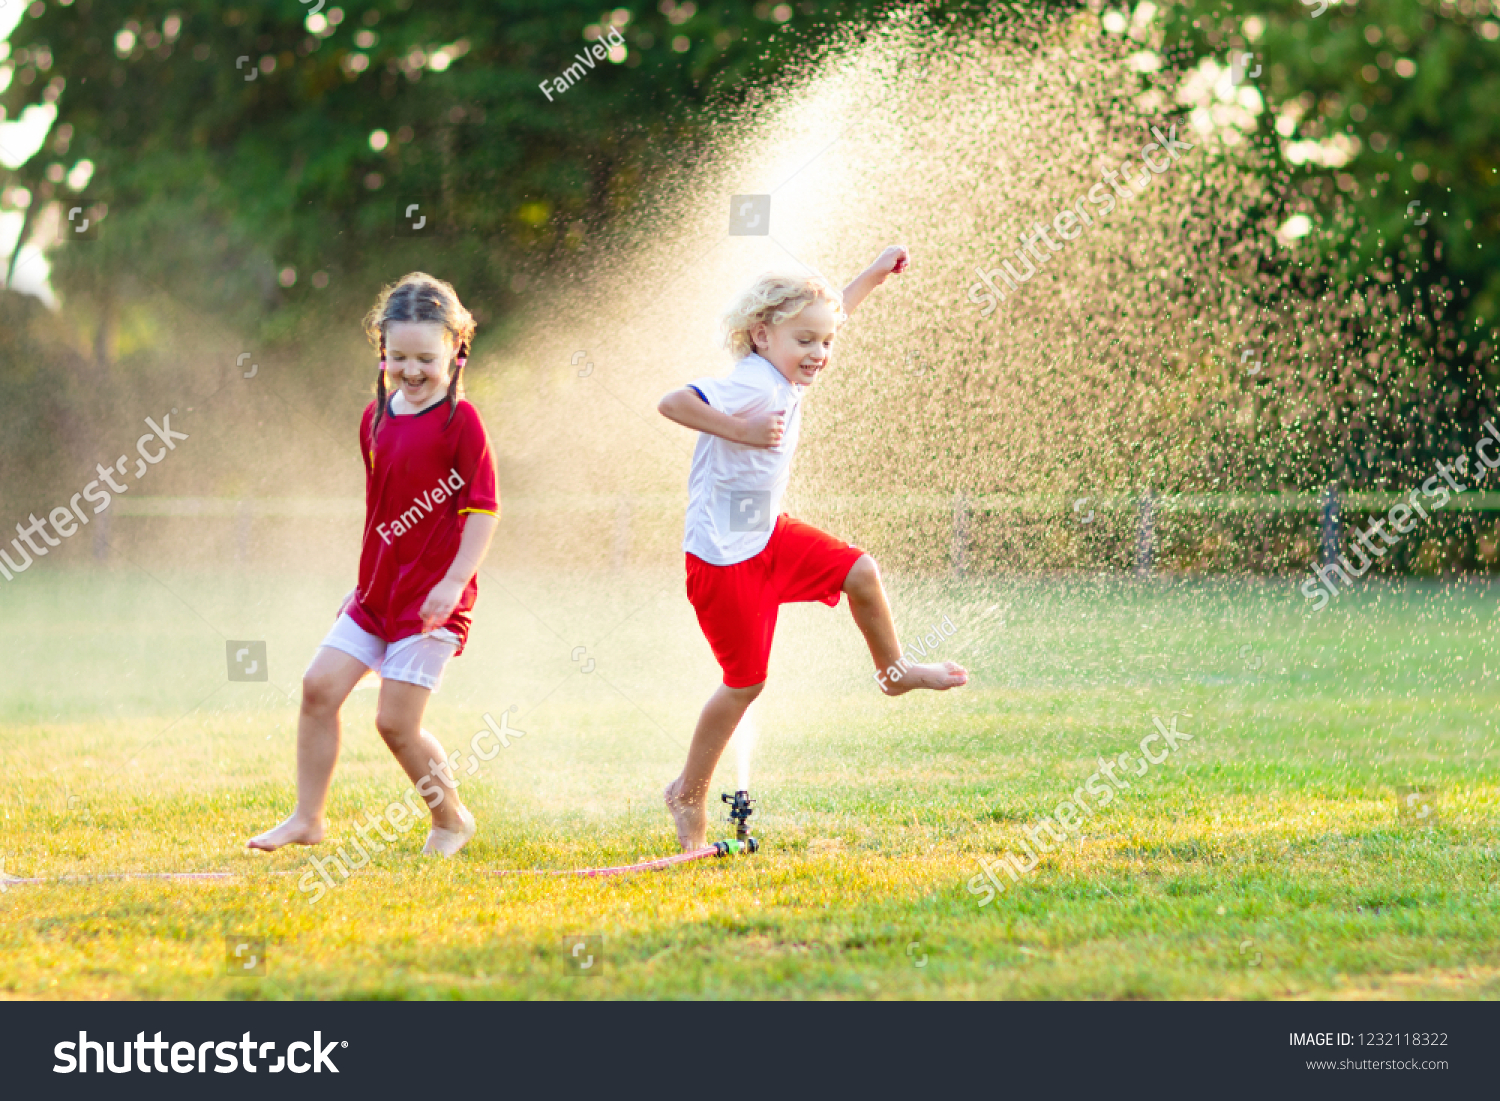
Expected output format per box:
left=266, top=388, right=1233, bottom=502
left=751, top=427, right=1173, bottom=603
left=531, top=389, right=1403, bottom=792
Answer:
left=712, top=836, right=759, bottom=857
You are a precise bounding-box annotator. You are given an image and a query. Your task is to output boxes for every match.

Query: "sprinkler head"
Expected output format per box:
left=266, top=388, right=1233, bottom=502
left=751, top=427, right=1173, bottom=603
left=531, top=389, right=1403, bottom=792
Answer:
left=722, top=790, right=755, bottom=841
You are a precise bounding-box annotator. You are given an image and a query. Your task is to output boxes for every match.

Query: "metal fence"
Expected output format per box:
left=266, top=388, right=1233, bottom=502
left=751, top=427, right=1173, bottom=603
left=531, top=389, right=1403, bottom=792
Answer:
left=91, top=487, right=1500, bottom=572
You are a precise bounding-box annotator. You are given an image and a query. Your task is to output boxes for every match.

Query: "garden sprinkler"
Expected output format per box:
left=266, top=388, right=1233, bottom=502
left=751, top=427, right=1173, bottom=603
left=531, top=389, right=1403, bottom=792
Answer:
left=712, top=790, right=759, bottom=856
left=488, top=791, right=760, bottom=878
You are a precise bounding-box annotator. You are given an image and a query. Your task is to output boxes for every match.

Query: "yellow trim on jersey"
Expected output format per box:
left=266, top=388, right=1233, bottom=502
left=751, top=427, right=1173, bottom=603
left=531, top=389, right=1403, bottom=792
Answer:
left=458, top=507, right=498, bottom=517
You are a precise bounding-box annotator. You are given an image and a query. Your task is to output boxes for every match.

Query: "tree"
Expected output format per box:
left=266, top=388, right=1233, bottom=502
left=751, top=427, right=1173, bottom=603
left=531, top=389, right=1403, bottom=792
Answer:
left=1, top=0, right=877, bottom=353
left=1161, top=0, right=1500, bottom=475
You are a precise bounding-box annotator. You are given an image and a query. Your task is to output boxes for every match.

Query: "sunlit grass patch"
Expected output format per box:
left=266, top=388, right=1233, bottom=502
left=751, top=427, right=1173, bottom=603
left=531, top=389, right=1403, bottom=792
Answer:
left=2, top=571, right=1498, bottom=998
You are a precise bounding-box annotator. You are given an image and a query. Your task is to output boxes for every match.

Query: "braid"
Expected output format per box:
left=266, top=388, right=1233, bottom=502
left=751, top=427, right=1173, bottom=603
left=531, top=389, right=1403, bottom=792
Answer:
left=445, top=341, right=468, bottom=428
left=371, top=336, right=389, bottom=450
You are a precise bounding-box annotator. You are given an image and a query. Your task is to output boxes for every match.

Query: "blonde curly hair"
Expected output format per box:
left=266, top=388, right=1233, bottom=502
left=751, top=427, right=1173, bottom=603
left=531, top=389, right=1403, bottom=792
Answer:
left=721, top=271, right=846, bottom=359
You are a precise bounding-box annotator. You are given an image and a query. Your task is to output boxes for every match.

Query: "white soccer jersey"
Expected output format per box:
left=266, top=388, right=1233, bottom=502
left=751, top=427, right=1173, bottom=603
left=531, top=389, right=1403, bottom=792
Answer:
left=681, top=352, right=804, bottom=565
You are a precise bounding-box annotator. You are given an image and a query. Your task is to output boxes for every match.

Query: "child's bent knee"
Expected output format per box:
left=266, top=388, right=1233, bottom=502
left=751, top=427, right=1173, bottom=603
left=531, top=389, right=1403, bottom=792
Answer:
left=301, top=673, right=345, bottom=714
left=374, top=716, right=412, bottom=749
left=844, top=553, right=880, bottom=592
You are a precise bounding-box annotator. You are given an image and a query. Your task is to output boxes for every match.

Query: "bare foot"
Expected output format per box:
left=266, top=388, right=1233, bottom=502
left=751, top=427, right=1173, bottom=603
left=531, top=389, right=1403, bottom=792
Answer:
left=879, top=660, right=969, bottom=697
left=422, top=806, right=475, bottom=857
left=664, top=779, right=708, bottom=852
left=247, top=814, right=326, bottom=852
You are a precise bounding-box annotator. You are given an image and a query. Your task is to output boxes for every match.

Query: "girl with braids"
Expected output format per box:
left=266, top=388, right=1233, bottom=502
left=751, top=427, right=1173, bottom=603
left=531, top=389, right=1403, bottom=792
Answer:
left=249, top=273, right=499, bottom=858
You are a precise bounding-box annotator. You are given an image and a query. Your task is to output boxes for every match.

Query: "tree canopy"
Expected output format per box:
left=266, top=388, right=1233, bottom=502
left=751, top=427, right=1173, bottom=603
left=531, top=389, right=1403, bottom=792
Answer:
left=2, top=0, right=874, bottom=349
left=3, top=0, right=1497, bottom=500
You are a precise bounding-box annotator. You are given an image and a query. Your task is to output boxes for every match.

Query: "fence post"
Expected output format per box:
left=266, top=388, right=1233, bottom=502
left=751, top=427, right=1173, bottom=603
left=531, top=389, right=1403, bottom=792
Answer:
left=1319, top=483, right=1341, bottom=565
left=951, top=490, right=969, bottom=578
left=93, top=505, right=111, bottom=561
left=1135, top=490, right=1155, bottom=576
left=235, top=500, right=252, bottom=565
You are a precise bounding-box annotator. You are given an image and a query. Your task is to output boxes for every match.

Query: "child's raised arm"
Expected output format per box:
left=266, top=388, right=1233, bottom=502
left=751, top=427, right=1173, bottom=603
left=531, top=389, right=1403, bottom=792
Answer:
left=658, top=388, right=784, bottom=449
left=841, top=245, right=909, bottom=317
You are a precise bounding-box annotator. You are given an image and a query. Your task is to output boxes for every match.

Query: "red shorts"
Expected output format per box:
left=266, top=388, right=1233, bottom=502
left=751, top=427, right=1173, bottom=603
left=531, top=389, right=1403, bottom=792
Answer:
left=686, top=515, right=865, bottom=688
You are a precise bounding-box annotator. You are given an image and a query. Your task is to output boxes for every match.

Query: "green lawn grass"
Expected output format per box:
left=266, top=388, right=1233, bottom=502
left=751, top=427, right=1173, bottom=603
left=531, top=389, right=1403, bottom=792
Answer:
left=2, top=567, right=1498, bottom=999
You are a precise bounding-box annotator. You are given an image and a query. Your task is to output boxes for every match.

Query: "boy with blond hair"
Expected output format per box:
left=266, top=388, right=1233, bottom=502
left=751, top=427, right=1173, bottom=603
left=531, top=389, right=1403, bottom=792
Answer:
left=659, top=246, right=968, bottom=850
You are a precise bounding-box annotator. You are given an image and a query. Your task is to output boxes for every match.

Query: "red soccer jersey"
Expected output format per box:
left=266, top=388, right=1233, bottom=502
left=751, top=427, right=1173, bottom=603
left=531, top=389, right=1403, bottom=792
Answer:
left=347, top=397, right=499, bottom=653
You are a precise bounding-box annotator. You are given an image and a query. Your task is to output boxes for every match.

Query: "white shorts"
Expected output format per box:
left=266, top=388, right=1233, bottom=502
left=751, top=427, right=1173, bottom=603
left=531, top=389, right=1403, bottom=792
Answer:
left=317, top=613, right=460, bottom=692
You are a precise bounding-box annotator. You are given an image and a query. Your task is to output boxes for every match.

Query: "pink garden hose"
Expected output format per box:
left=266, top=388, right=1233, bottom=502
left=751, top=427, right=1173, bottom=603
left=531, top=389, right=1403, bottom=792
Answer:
left=3, top=793, right=760, bottom=885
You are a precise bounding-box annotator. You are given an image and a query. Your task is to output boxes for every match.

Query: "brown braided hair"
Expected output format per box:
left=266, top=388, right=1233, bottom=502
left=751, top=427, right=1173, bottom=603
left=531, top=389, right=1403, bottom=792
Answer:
left=363, top=273, right=477, bottom=446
